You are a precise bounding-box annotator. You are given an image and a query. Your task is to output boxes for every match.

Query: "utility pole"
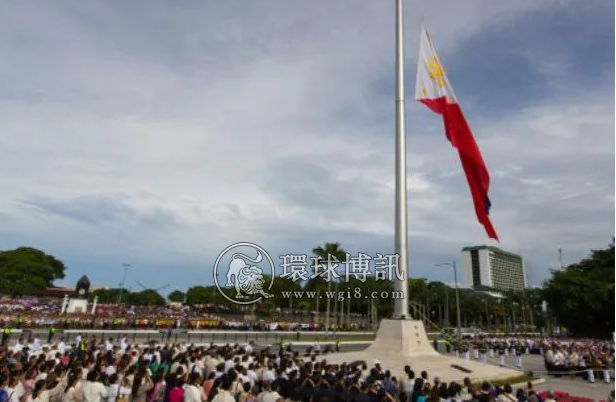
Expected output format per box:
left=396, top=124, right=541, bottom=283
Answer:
left=117, top=263, right=131, bottom=305
left=436, top=262, right=462, bottom=339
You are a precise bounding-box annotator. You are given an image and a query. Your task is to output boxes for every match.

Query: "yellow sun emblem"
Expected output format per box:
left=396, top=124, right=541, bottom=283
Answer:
left=425, top=56, right=446, bottom=88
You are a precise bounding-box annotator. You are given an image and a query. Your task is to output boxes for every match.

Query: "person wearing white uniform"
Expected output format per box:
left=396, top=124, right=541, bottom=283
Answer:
left=82, top=372, right=108, bottom=402
left=211, top=378, right=235, bottom=402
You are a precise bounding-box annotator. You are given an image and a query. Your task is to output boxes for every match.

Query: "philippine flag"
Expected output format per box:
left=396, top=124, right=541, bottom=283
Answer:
left=415, top=26, right=499, bottom=241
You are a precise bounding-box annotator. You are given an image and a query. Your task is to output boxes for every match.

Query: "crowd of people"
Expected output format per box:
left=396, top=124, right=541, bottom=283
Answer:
left=0, top=335, right=566, bottom=402
left=442, top=336, right=614, bottom=383
left=0, top=298, right=369, bottom=331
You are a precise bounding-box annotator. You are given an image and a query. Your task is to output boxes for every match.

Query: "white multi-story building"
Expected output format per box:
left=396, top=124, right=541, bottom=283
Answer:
left=461, top=246, right=526, bottom=293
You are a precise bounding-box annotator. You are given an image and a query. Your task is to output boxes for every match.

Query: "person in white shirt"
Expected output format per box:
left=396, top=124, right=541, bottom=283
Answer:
left=402, top=371, right=415, bottom=401
left=260, top=365, right=275, bottom=383
left=82, top=372, right=108, bottom=402
left=106, top=374, right=119, bottom=402
left=62, top=374, right=81, bottom=402
left=35, top=366, right=48, bottom=382
left=223, top=358, right=234, bottom=374
left=183, top=373, right=202, bottom=402
left=120, top=337, right=128, bottom=351
left=57, top=339, right=66, bottom=355
left=12, top=339, right=24, bottom=354
left=105, top=338, right=113, bottom=352
left=11, top=377, right=26, bottom=402
left=257, top=382, right=281, bottom=402
left=211, top=377, right=235, bottom=402
left=27, top=380, right=49, bottom=402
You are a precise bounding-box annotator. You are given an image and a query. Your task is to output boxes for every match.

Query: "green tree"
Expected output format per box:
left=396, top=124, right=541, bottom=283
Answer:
left=128, top=289, right=165, bottom=306
left=305, top=242, right=349, bottom=313
left=0, top=247, right=66, bottom=296
left=167, top=290, right=185, bottom=303
left=185, top=286, right=214, bottom=305
left=92, top=288, right=129, bottom=304
left=543, top=240, right=614, bottom=337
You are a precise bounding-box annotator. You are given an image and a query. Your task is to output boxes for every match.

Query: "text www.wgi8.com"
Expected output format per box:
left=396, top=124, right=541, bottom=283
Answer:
left=280, top=288, right=404, bottom=302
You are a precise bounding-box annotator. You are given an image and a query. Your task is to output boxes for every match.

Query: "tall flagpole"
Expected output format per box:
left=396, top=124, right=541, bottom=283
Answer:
left=393, top=0, right=409, bottom=319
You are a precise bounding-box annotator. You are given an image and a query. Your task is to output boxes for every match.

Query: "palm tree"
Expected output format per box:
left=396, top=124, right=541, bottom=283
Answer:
left=306, top=242, right=348, bottom=291
left=307, top=242, right=348, bottom=328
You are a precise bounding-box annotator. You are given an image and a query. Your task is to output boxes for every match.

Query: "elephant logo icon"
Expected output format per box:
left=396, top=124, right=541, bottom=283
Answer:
left=214, top=243, right=275, bottom=305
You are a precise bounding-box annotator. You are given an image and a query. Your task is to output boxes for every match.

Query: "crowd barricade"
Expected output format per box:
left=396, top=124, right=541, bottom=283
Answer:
left=185, top=330, right=375, bottom=344
left=62, top=329, right=163, bottom=343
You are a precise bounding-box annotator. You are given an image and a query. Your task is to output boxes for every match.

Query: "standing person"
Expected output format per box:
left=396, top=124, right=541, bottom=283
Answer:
left=212, top=377, right=234, bottom=402
left=146, top=374, right=165, bottom=402
left=410, top=378, right=425, bottom=402
left=201, top=373, right=215, bottom=401
left=2, top=326, right=11, bottom=345
left=106, top=374, right=119, bottom=402
left=183, top=373, right=201, bottom=402
left=167, top=377, right=184, bottom=402
left=27, top=381, right=48, bottom=402
left=496, top=385, right=515, bottom=402
left=116, top=378, right=131, bottom=402
left=82, top=372, right=107, bottom=402
left=62, top=374, right=80, bottom=402
left=131, top=372, right=153, bottom=402
left=48, top=327, right=57, bottom=344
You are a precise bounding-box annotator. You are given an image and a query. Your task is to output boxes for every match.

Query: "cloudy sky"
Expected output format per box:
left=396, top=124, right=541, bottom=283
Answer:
left=0, top=1, right=613, bottom=293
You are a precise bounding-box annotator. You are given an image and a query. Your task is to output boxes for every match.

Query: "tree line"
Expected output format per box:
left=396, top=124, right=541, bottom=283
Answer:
left=0, top=240, right=612, bottom=337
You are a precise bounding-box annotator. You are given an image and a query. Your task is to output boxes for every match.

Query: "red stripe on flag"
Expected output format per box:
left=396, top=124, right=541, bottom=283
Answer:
left=420, top=97, right=499, bottom=240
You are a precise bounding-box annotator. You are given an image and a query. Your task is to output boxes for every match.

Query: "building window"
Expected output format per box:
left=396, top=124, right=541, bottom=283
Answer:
left=470, top=250, right=481, bottom=286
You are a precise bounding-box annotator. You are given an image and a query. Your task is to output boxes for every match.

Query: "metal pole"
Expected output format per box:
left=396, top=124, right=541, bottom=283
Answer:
left=393, top=0, right=409, bottom=320
left=445, top=289, right=450, bottom=326
left=557, top=246, right=564, bottom=269
left=316, top=288, right=320, bottom=325
left=453, top=261, right=462, bottom=340
left=334, top=282, right=338, bottom=326
left=325, top=280, right=331, bottom=330
left=347, top=292, right=351, bottom=328
left=117, top=263, right=131, bottom=305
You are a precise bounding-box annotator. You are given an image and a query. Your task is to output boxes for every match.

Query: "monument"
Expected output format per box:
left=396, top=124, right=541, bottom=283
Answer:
left=326, top=0, right=521, bottom=383
left=61, top=275, right=94, bottom=314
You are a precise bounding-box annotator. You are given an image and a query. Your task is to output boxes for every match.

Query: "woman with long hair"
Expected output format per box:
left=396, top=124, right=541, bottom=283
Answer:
left=200, top=373, right=215, bottom=402
left=167, top=376, right=184, bottom=402
left=130, top=371, right=152, bottom=402
left=183, top=373, right=202, bottom=402
left=410, top=378, right=426, bottom=402
left=62, top=374, right=80, bottom=402
left=27, top=380, right=48, bottom=402
left=146, top=374, right=165, bottom=402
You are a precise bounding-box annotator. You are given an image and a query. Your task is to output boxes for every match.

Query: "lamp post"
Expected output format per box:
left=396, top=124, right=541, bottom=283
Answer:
left=436, top=262, right=461, bottom=340
left=117, top=263, right=131, bottom=305
left=557, top=246, right=564, bottom=269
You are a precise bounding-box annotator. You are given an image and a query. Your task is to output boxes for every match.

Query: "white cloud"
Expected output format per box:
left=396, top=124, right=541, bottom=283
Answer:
left=0, top=1, right=612, bottom=289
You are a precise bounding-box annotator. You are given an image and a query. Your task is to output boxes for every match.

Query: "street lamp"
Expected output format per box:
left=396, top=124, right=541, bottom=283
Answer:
left=436, top=262, right=461, bottom=340
left=557, top=246, right=564, bottom=269
left=117, top=263, right=131, bottom=305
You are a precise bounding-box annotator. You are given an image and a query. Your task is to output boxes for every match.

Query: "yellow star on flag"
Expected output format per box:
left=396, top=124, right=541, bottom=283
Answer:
left=425, top=56, right=445, bottom=88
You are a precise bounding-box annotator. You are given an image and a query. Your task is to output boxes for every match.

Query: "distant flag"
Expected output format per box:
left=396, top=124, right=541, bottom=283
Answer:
left=415, top=26, right=499, bottom=240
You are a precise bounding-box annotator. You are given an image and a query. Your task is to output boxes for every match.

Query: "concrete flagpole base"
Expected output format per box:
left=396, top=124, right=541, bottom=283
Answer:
left=325, top=319, right=522, bottom=383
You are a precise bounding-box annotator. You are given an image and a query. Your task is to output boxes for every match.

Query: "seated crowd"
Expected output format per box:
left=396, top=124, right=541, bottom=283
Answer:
left=0, top=298, right=368, bottom=331
left=0, top=337, right=550, bottom=402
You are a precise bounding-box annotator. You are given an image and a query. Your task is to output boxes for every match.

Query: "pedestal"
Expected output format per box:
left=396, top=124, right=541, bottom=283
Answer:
left=325, top=319, right=521, bottom=383
left=66, top=298, right=88, bottom=314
